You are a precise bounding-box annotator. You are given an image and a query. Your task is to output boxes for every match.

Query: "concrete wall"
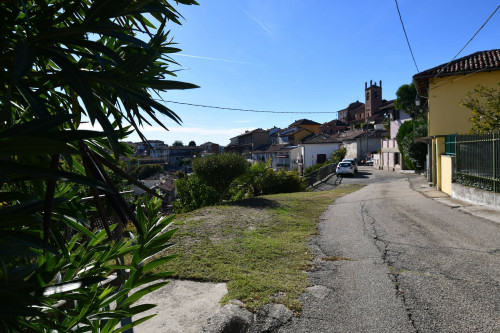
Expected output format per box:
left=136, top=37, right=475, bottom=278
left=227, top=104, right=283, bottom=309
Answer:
left=440, top=155, right=454, bottom=195
left=452, top=183, right=500, bottom=210
left=428, top=71, right=500, bottom=137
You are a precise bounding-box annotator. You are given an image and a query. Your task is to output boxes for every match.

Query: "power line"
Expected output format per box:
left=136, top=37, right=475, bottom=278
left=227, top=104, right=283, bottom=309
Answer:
left=428, top=4, right=500, bottom=90
left=394, top=0, right=419, bottom=72
left=162, top=100, right=338, bottom=114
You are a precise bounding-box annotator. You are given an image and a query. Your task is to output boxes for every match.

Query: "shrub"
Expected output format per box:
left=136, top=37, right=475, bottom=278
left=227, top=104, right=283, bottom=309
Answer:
left=174, top=175, right=219, bottom=213
left=304, top=162, right=326, bottom=175
left=329, top=148, right=347, bottom=164
left=232, top=161, right=306, bottom=198
left=192, top=154, right=249, bottom=203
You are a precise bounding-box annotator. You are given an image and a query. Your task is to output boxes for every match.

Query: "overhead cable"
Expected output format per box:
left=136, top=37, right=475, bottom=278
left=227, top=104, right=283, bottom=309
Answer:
left=162, top=100, right=337, bottom=114
left=394, top=0, right=419, bottom=72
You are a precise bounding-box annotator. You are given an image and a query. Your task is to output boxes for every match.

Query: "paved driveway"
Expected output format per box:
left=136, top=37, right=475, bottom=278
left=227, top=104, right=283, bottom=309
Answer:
left=280, top=168, right=500, bottom=332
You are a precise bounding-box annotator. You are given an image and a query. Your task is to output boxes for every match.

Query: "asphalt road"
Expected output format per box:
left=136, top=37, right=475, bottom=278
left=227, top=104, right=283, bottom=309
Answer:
left=280, top=167, right=500, bottom=333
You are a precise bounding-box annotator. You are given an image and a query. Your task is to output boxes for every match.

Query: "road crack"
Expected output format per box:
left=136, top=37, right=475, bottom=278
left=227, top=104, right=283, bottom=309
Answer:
left=360, top=202, right=419, bottom=333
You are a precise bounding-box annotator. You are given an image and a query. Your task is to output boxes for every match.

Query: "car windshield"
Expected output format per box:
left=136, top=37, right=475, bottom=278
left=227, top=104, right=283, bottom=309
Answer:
left=339, top=162, right=351, bottom=167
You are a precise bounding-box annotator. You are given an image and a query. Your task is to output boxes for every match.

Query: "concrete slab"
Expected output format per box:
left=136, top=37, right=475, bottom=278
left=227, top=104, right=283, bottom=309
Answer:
left=133, top=280, right=227, bottom=333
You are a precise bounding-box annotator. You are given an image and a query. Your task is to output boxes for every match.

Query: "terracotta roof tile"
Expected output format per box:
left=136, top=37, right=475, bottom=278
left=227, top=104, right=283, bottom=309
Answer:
left=301, top=134, right=342, bottom=144
left=289, top=119, right=321, bottom=126
left=414, top=49, right=500, bottom=78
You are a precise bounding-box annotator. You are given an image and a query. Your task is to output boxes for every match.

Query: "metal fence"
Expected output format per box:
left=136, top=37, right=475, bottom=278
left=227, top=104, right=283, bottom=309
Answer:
left=456, top=133, right=499, bottom=192
left=303, top=163, right=337, bottom=187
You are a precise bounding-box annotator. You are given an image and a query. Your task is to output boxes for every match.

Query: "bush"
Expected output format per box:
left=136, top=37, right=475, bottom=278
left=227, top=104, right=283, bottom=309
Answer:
left=192, top=154, right=249, bottom=203
left=232, top=161, right=306, bottom=198
left=304, top=162, right=326, bottom=175
left=260, top=169, right=306, bottom=195
left=174, top=175, right=219, bottom=213
left=329, top=148, right=347, bottom=164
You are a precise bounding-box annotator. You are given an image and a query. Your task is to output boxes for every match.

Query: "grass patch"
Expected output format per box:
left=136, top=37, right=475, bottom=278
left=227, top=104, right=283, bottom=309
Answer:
left=157, top=184, right=363, bottom=312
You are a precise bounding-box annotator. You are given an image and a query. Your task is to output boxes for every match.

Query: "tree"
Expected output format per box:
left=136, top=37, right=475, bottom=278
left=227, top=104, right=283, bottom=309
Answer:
left=396, top=120, right=427, bottom=170
left=192, top=154, right=249, bottom=203
left=0, top=0, right=198, bottom=331
left=461, top=83, right=500, bottom=134
left=172, top=140, right=184, bottom=146
left=188, top=140, right=196, bottom=146
left=394, top=82, right=427, bottom=120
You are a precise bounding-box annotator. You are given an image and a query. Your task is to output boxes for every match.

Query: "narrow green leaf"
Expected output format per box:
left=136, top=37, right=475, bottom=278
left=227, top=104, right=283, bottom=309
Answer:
left=0, top=115, right=74, bottom=139
left=142, top=255, right=177, bottom=274
left=12, top=41, right=36, bottom=82
left=0, top=161, right=111, bottom=192
left=120, top=282, right=168, bottom=306
left=60, top=215, right=95, bottom=238
left=111, top=314, right=156, bottom=333
left=0, top=136, right=78, bottom=155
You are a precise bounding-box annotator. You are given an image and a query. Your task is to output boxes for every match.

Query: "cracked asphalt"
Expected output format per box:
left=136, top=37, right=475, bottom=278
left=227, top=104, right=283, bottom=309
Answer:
left=279, top=167, right=500, bottom=333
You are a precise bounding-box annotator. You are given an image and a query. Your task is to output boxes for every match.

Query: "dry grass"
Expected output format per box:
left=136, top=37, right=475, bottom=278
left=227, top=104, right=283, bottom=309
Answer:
left=157, top=184, right=363, bottom=312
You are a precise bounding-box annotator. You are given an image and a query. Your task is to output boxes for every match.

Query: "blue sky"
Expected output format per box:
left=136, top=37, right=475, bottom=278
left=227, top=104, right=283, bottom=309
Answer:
left=125, top=0, right=500, bottom=146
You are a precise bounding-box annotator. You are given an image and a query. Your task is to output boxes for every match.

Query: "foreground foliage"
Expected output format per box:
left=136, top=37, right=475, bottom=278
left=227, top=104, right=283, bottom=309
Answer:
left=0, top=0, right=197, bottom=330
left=161, top=185, right=363, bottom=312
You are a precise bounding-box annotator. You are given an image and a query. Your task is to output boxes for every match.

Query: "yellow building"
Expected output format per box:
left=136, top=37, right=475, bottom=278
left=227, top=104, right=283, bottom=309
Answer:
left=413, top=49, right=500, bottom=193
left=289, top=119, right=321, bottom=134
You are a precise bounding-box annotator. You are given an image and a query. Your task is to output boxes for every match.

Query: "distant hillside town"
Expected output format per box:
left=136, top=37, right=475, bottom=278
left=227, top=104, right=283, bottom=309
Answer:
left=124, top=80, right=411, bottom=175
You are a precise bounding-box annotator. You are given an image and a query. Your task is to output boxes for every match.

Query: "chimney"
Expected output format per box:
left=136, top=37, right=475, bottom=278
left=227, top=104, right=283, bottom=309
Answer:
left=365, top=82, right=367, bottom=89
left=370, top=80, right=372, bottom=86
left=379, top=80, right=382, bottom=88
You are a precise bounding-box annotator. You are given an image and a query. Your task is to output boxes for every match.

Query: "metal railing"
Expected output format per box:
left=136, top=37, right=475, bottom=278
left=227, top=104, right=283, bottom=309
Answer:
left=303, top=163, right=337, bottom=187
left=456, top=133, right=499, bottom=192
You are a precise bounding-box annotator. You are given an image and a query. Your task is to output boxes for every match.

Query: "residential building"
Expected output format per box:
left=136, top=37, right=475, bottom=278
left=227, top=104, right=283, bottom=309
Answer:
left=413, top=49, right=500, bottom=191
left=288, top=119, right=321, bottom=134
left=335, top=129, right=387, bottom=161
left=225, top=128, right=269, bottom=158
left=252, top=144, right=296, bottom=170
left=296, top=134, right=343, bottom=171
left=270, top=127, right=312, bottom=145
left=379, top=108, right=411, bottom=171
left=200, top=142, right=220, bottom=155
left=319, top=119, right=348, bottom=135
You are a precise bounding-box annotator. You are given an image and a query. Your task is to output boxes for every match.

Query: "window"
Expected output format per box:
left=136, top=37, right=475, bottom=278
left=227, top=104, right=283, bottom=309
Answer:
left=317, top=154, right=326, bottom=164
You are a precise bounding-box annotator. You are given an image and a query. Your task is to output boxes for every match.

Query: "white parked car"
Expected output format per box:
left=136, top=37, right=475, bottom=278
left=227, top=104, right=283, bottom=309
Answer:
left=336, top=161, right=355, bottom=176
left=341, top=159, right=358, bottom=173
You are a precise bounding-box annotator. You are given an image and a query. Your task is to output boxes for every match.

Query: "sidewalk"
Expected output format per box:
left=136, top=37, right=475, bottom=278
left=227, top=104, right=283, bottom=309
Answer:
left=408, top=174, right=500, bottom=225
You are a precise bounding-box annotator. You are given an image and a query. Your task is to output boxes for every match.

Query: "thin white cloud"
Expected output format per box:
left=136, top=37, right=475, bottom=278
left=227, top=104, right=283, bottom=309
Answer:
left=244, top=10, right=271, bottom=34
left=177, top=53, right=256, bottom=65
